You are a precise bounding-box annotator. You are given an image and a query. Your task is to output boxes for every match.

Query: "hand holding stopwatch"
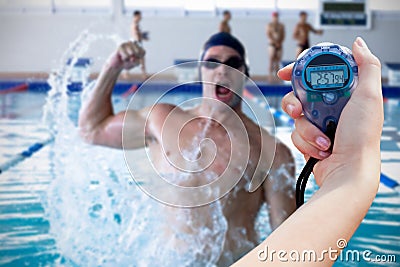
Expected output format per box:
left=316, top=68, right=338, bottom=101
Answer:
left=292, top=42, right=358, bottom=208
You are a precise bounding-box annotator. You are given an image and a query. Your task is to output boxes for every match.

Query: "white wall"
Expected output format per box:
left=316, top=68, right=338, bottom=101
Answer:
left=0, top=11, right=399, bottom=76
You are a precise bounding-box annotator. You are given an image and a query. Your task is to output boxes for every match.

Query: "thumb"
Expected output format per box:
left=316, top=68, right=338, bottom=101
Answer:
left=351, top=37, right=382, bottom=102
left=334, top=37, right=383, bottom=153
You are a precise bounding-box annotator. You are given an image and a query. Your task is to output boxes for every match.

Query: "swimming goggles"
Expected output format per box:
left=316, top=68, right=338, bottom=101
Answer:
left=202, top=56, right=244, bottom=70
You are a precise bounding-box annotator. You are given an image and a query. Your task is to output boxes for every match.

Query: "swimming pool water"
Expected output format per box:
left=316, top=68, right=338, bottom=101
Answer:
left=0, top=90, right=399, bottom=266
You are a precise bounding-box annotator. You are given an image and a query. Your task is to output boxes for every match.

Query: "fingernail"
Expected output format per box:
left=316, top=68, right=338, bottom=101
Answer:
left=356, top=37, right=368, bottom=49
left=319, top=150, right=331, bottom=158
left=286, top=104, right=295, bottom=116
left=316, top=136, right=330, bottom=150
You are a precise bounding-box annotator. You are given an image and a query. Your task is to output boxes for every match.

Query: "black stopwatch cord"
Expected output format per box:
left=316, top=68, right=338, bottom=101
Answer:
left=296, top=121, right=337, bottom=209
left=296, top=157, right=319, bottom=208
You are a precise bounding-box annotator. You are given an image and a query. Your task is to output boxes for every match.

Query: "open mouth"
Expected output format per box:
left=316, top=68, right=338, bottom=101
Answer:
left=215, top=85, right=233, bottom=101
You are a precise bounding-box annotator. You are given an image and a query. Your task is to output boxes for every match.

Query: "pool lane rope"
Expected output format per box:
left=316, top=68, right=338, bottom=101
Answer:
left=1, top=88, right=398, bottom=190
left=0, top=136, right=54, bottom=174
left=244, top=89, right=399, bottom=191
left=0, top=83, right=29, bottom=95
left=380, top=173, right=399, bottom=191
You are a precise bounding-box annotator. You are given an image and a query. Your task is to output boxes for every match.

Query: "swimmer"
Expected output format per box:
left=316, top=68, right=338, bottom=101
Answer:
left=78, top=32, right=296, bottom=265
left=233, top=37, right=383, bottom=266
left=266, top=11, right=285, bottom=80
left=131, top=10, right=148, bottom=80
left=293, top=11, right=323, bottom=58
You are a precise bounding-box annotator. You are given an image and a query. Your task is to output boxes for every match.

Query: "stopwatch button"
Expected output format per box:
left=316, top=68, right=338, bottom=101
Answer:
left=312, top=110, right=319, bottom=118
left=322, top=92, right=337, bottom=104
left=295, top=70, right=301, bottom=76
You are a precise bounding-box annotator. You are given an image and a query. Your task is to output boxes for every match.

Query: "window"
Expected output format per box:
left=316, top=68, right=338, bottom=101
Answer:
left=124, top=0, right=183, bottom=10
left=277, top=0, right=319, bottom=10
left=370, top=0, right=400, bottom=11
left=0, top=0, right=111, bottom=13
left=53, top=0, right=110, bottom=12
left=0, top=0, right=51, bottom=12
left=185, top=0, right=214, bottom=11
left=1, top=0, right=398, bottom=14
left=215, top=0, right=275, bottom=10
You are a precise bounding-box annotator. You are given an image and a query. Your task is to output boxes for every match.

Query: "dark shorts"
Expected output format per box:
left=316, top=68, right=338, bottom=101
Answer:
left=298, top=41, right=310, bottom=52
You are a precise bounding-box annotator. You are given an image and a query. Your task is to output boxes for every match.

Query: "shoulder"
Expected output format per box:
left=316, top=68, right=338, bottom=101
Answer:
left=146, top=103, right=179, bottom=119
left=139, top=103, right=183, bottom=138
left=132, top=103, right=177, bottom=125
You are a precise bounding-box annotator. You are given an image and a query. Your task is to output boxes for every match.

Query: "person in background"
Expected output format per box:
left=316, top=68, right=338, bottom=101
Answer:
left=131, top=10, right=149, bottom=80
left=266, top=11, right=285, bottom=81
left=219, top=10, right=232, bottom=34
left=232, top=37, right=383, bottom=266
left=78, top=32, right=296, bottom=266
left=293, top=11, right=323, bottom=58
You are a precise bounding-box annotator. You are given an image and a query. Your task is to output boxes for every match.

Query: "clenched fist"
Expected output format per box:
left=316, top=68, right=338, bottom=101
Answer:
left=107, top=41, right=146, bottom=71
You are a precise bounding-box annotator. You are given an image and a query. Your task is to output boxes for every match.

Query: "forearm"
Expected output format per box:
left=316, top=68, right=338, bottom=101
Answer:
left=267, top=161, right=378, bottom=264
left=78, top=63, right=121, bottom=135
left=234, top=153, right=380, bottom=266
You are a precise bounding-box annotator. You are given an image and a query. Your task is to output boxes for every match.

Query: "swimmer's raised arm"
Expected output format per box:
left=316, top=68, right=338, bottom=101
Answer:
left=78, top=41, right=148, bottom=149
left=232, top=37, right=383, bottom=266
left=309, top=24, right=323, bottom=35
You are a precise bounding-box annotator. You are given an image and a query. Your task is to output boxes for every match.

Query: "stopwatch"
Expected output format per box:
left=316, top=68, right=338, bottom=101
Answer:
left=292, top=42, right=358, bottom=134
left=292, top=42, right=359, bottom=209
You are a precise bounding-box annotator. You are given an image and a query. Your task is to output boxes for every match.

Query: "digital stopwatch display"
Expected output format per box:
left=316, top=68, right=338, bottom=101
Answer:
left=307, top=65, right=347, bottom=89
left=303, top=54, right=351, bottom=91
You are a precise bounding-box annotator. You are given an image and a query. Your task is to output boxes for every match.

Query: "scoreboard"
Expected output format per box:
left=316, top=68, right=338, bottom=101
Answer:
left=318, top=0, right=371, bottom=29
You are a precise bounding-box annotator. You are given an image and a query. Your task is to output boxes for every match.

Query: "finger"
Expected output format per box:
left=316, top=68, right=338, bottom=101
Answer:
left=277, top=62, right=294, bottom=81
left=294, top=116, right=331, bottom=151
left=291, top=130, right=331, bottom=160
left=130, top=42, right=140, bottom=55
left=281, top=92, right=303, bottom=119
left=132, top=41, right=146, bottom=58
left=125, top=43, right=135, bottom=57
left=118, top=44, right=130, bottom=61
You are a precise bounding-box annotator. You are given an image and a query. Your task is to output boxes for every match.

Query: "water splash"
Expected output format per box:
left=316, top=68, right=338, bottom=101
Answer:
left=41, top=31, right=232, bottom=266
left=268, top=162, right=296, bottom=199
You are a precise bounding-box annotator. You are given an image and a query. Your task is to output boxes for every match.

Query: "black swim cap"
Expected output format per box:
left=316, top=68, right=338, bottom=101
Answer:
left=201, top=32, right=249, bottom=77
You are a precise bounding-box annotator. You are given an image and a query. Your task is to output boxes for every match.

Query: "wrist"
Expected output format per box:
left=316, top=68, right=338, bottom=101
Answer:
left=103, top=62, right=123, bottom=75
